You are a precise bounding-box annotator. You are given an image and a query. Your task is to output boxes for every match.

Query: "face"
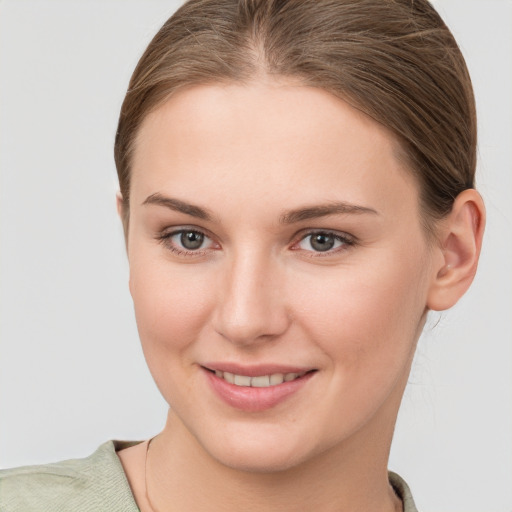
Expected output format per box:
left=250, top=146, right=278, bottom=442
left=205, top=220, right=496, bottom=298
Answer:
left=127, top=81, right=436, bottom=472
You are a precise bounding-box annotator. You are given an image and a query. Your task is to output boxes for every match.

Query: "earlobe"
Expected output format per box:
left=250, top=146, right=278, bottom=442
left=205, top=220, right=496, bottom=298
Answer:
left=427, top=189, right=486, bottom=311
left=116, top=192, right=124, bottom=218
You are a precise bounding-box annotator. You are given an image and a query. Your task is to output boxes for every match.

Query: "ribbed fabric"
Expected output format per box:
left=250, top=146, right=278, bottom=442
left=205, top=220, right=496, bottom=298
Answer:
left=0, top=441, right=418, bottom=511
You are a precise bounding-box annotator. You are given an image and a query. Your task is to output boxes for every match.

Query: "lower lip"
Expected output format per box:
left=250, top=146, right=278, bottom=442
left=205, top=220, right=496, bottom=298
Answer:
left=204, top=369, right=316, bottom=412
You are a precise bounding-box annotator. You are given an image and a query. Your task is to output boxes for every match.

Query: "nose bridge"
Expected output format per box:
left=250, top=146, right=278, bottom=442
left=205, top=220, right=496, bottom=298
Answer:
left=213, top=246, right=288, bottom=345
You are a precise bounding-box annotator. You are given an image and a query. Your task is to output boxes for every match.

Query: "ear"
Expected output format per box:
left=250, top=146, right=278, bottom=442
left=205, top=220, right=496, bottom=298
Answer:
left=116, top=192, right=129, bottom=248
left=427, top=189, right=485, bottom=311
left=116, top=191, right=124, bottom=218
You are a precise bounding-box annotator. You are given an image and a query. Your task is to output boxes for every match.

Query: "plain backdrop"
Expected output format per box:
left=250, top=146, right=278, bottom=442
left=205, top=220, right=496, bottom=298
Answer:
left=0, top=1, right=511, bottom=511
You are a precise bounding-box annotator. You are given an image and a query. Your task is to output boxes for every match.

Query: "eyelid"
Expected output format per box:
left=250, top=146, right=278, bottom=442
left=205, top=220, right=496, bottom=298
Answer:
left=290, top=229, right=357, bottom=255
left=155, top=225, right=356, bottom=257
left=155, top=225, right=220, bottom=256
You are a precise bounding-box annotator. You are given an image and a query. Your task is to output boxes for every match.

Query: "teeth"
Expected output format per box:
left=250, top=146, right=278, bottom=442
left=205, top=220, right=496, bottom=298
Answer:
left=270, top=373, right=284, bottom=385
left=214, top=370, right=305, bottom=387
left=234, top=374, right=251, bottom=386
left=224, top=371, right=235, bottom=384
left=251, top=375, right=270, bottom=387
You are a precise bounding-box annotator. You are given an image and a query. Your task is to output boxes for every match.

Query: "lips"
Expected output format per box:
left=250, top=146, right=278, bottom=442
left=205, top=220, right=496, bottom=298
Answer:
left=202, top=363, right=316, bottom=412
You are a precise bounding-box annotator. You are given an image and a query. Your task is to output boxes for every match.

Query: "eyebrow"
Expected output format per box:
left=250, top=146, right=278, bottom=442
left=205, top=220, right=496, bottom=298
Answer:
left=142, top=193, right=378, bottom=224
left=279, top=202, right=378, bottom=224
left=142, top=193, right=214, bottom=221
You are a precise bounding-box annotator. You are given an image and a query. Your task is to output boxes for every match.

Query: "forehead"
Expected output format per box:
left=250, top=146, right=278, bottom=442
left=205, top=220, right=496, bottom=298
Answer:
left=130, top=81, right=419, bottom=219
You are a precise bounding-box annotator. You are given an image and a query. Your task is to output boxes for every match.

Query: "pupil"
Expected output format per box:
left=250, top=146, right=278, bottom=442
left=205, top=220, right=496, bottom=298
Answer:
left=311, top=233, right=334, bottom=252
left=181, top=231, right=204, bottom=250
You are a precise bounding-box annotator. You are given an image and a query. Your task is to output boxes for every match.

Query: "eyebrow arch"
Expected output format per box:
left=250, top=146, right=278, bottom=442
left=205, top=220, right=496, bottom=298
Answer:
left=280, top=202, right=378, bottom=224
left=142, top=193, right=214, bottom=221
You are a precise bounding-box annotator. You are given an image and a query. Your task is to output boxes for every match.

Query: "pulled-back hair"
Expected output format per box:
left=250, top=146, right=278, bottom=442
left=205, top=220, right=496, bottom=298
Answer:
left=114, top=0, right=476, bottom=233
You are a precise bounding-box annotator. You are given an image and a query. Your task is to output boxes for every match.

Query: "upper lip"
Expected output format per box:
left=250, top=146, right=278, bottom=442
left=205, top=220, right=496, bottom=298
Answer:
left=202, top=362, right=316, bottom=377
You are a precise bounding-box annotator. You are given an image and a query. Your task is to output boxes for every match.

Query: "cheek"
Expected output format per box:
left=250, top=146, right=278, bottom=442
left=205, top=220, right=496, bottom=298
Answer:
left=291, top=251, right=429, bottom=378
left=129, top=257, right=218, bottom=405
left=129, top=253, right=214, bottom=357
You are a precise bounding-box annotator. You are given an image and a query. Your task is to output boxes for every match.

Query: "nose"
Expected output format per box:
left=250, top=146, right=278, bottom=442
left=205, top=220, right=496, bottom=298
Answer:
left=212, top=250, right=290, bottom=346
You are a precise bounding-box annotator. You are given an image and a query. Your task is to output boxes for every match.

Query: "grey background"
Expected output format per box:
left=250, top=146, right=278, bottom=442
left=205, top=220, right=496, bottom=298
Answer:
left=0, top=1, right=511, bottom=511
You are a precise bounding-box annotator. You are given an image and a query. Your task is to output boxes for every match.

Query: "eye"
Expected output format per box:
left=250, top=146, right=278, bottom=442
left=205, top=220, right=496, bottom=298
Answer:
left=157, top=228, right=217, bottom=255
left=294, top=231, right=354, bottom=254
left=176, top=230, right=206, bottom=250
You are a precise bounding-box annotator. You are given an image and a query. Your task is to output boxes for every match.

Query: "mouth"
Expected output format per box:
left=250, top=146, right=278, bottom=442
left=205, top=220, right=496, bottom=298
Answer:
left=208, top=369, right=311, bottom=388
left=201, top=364, right=317, bottom=412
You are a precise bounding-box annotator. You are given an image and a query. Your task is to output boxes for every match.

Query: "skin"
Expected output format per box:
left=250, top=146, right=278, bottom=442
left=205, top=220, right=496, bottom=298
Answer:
left=117, top=80, right=485, bottom=512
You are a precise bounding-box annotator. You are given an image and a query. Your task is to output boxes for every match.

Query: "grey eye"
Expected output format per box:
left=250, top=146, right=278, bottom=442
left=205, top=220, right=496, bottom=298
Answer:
left=180, top=231, right=204, bottom=250
left=309, top=233, right=336, bottom=252
left=296, top=232, right=347, bottom=253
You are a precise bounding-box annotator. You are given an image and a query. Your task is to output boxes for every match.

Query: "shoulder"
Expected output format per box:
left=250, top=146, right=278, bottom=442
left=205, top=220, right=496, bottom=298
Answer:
left=0, top=440, right=141, bottom=512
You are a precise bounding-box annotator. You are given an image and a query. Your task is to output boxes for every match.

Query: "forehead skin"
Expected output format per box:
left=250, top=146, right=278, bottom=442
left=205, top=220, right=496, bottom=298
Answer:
left=130, top=81, right=422, bottom=236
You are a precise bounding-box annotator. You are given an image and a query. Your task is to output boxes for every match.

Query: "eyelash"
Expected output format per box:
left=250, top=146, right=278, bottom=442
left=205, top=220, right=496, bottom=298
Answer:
left=291, top=230, right=356, bottom=257
left=156, top=228, right=356, bottom=257
left=156, top=228, right=217, bottom=257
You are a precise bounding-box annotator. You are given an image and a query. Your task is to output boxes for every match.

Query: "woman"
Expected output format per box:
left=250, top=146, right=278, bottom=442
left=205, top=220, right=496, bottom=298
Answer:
left=0, top=1, right=488, bottom=510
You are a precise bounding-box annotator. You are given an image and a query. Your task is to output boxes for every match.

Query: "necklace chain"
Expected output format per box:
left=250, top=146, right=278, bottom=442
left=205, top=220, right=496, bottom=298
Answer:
left=144, top=437, right=158, bottom=512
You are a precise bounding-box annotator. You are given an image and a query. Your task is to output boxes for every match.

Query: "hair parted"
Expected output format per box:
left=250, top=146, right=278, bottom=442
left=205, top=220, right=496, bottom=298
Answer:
left=114, top=0, right=477, bottom=232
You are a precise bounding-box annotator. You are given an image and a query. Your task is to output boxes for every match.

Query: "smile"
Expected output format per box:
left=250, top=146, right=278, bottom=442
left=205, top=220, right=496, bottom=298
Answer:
left=204, top=366, right=317, bottom=412
left=213, top=370, right=307, bottom=387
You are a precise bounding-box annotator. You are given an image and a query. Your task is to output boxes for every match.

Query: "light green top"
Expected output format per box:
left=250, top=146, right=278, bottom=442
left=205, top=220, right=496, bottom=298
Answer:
left=0, top=440, right=418, bottom=511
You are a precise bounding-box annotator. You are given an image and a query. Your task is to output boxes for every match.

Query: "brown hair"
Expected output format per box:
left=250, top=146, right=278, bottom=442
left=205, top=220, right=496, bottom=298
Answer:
left=114, top=0, right=476, bottom=233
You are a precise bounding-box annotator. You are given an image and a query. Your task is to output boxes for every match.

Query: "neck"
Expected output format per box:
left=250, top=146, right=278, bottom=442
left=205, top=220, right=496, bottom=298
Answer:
left=146, top=407, right=402, bottom=512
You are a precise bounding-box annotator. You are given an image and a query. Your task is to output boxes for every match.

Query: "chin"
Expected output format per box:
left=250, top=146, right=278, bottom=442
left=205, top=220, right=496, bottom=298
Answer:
left=207, top=440, right=309, bottom=474
left=192, top=420, right=329, bottom=474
